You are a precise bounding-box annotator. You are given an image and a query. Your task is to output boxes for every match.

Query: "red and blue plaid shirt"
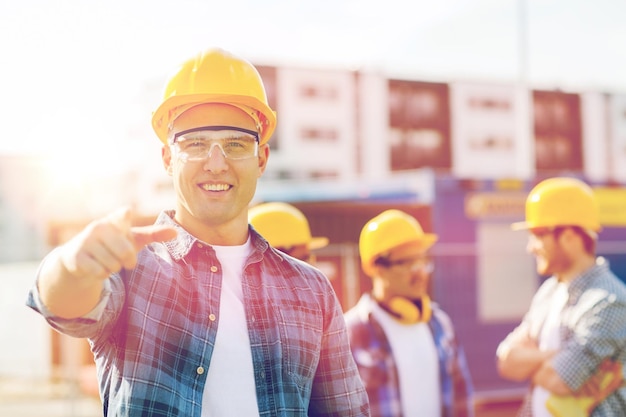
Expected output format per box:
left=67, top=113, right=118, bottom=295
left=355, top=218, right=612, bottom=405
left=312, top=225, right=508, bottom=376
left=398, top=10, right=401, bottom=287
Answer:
left=28, top=210, right=370, bottom=417
left=345, top=294, right=474, bottom=417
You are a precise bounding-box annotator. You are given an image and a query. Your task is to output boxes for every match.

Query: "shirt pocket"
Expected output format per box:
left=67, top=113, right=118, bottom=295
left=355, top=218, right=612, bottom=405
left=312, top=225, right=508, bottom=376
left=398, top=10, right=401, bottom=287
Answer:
left=273, top=301, right=323, bottom=389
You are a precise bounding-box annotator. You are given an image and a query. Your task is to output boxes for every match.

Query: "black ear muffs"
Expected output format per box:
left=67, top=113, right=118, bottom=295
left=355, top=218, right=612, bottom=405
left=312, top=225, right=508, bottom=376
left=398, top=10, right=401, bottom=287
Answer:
left=386, top=296, right=432, bottom=324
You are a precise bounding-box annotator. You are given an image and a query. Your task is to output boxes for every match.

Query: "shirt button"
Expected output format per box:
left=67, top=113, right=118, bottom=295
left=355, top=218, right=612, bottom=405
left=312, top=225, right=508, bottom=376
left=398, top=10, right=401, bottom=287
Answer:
left=210, top=265, right=218, bottom=273
left=197, top=366, right=205, bottom=375
left=197, top=243, right=204, bottom=249
left=209, top=314, right=216, bottom=321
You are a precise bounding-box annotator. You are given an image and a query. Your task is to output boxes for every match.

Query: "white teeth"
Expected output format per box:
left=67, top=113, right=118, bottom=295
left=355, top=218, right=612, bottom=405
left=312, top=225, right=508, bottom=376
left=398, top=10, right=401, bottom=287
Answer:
left=201, top=183, right=229, bottom=191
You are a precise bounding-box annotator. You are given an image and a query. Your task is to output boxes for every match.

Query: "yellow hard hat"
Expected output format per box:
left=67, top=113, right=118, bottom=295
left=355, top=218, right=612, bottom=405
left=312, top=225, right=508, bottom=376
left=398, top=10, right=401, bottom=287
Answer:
left=152, top=48, right=277, bottom=146
left=511, top=177, right=601, bottom=233
left=359, top=209, right=438, bottom=277
left=249, top=202, right=329, bottom=250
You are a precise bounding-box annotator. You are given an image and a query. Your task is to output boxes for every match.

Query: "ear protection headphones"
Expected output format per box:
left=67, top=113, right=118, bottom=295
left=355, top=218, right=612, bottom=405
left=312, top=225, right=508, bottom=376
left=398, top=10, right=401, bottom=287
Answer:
left=384, top=295, right=432, bottom=324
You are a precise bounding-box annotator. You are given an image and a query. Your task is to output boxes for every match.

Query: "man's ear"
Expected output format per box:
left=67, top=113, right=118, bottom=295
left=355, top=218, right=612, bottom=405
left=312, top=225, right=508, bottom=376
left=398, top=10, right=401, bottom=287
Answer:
left=558, top=227, right=581, bottom=251
left=162, top=145, right=173, bottom=176
left=257, top=144, right=270, bottom=177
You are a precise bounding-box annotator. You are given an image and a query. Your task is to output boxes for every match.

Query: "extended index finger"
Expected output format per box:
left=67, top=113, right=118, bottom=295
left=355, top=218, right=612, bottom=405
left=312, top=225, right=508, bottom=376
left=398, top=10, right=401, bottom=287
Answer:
left=131, top=225, right=178, bottom=250
left=107, top=207, right=133, bottom=233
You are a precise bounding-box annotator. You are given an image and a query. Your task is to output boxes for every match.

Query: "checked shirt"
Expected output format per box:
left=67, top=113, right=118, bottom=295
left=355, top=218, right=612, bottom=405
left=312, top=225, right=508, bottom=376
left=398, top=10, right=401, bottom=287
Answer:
left=27, top=210, right=370, bottom=417
left=500, top=258, right=626, bottom=416
left=345, top=294, right=474, bottom=417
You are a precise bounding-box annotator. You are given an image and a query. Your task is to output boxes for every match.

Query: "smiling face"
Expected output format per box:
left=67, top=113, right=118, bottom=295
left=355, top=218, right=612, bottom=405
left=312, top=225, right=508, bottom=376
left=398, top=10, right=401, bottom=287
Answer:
left=162, top=103, right=269, bottom=244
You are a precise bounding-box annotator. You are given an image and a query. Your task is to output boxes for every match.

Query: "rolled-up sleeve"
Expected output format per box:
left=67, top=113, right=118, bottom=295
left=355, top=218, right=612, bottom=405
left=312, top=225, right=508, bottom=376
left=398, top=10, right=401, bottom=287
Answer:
left=552, top=294, right=626, bottom=391
left=25, top=250, right=116, bottom=338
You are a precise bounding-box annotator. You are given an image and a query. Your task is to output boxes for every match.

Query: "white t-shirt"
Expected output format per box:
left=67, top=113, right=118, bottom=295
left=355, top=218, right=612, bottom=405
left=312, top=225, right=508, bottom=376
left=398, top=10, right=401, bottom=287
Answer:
left=202, top=238, right=260, bottom=417
left=532, top=281, right=569, bottom=417
left=372, top=299, right=441, bottom=417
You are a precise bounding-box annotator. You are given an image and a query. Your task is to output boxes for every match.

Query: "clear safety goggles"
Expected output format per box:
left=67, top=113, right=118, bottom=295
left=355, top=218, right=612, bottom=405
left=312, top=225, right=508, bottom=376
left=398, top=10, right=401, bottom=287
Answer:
left=169, top=126, right=259, bottom=162
left=376, top=255, right=434, bottom=274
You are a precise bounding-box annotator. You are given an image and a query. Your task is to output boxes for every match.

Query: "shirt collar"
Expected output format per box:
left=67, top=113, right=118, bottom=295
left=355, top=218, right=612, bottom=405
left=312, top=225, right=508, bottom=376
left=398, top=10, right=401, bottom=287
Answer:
left=154, top=210, right=197, bottom=260
left=568, top=256, right=611, bottom=298
left=154, top=210, right=279, bottom=262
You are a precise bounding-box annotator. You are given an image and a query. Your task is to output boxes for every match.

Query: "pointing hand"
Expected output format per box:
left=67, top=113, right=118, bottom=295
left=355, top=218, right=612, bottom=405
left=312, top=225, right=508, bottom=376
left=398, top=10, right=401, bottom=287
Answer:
left=60, top=207, right=177, bottom=281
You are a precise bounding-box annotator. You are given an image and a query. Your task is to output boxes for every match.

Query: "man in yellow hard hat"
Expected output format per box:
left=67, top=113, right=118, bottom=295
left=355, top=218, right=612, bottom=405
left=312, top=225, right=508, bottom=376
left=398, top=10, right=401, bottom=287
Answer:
left=496, top=177, right=626, bottom=417
left=26, top=48, right=369, bottom=416
left=344, top=209, right=474, bottom=417
left=248, top=202, right=328, bottom=263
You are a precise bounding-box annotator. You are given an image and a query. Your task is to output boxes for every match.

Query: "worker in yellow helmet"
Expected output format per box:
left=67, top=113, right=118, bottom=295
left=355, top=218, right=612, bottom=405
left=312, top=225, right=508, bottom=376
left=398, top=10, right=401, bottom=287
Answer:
left=27, top=48, right=369, bottom=416
left=249, top=202, right=328, bottom=263
left=496, top=177, right=626, bottom=417
left=344, top=209, right=475, bottom=417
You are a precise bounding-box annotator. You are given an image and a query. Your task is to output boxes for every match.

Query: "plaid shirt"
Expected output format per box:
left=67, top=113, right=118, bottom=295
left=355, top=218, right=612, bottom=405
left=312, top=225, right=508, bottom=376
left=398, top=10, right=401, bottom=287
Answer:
left=344, top=294, right=474, bottom=417
left=27, top=210, right=370, bottom=417
left=499, top=258, right=626, bottom=417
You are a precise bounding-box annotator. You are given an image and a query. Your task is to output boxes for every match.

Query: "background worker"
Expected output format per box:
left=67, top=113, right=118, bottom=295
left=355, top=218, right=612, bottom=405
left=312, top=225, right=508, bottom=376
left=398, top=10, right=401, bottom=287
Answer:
left=248, top=201, right=328, bottom=263
left=496, top=177, right=626, bottom=417
left=345, top=209, right=474, bottom=417
left=26, top=48, right=369, bottom=416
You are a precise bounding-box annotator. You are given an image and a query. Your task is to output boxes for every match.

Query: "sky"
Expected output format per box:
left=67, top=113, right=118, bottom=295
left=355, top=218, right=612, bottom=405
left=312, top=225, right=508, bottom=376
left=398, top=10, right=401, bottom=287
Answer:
left=1, top=0, right=626, bottom=159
